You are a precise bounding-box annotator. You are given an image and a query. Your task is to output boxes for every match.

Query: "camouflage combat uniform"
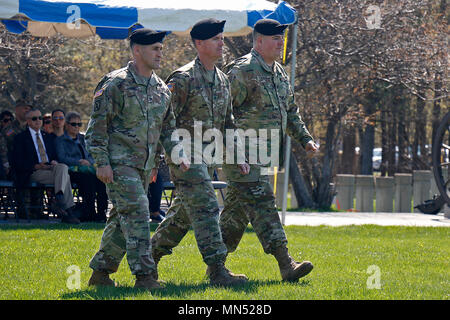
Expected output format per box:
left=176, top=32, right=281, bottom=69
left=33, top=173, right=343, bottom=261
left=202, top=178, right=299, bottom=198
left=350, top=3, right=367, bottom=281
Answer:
left=0, top=119, right=27, bottom=175
left=1, top=119, right=31, bottom=217
left=86, top=61, right=178, bottom=276
left=151, top=57, right=235, bottom=266
left=220, top=49, right=314, bottom=255
left=0, top=133, right=8, bottom=177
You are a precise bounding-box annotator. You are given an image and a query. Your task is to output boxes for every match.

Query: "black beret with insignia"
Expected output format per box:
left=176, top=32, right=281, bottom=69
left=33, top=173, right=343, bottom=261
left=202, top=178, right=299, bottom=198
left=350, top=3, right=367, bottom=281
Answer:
left=129, top=28, right=167, bottom=45
left=190, top=18, right=226, bottom=40
left=254, top=19, right=288, bottom=36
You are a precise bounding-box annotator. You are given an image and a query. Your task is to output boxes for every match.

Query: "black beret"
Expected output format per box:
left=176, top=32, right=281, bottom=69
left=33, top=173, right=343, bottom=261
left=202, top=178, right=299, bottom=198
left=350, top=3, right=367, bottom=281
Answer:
left=254, top=19, right=288, bottom=36
left=190, top=18, right=226, bottom=40
left=129, top=28, right=167, bottom=45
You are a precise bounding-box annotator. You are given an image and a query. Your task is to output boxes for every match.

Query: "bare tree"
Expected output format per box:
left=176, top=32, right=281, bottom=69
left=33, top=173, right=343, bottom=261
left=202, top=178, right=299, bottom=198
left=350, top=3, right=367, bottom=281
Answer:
left=0, top=25, right=70, bottom=109
left=293, top=0, right=447, bottom=208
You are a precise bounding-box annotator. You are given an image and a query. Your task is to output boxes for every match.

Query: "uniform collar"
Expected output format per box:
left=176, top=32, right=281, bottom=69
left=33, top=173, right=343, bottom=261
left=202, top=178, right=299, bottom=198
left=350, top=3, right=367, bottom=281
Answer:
left=127, top=61, right=159, bottom=87
left=13, top=119, right=27, bottom=130
left=195, top=56, right=218, bottom=85
left=251, top=49, right=275, bottom=74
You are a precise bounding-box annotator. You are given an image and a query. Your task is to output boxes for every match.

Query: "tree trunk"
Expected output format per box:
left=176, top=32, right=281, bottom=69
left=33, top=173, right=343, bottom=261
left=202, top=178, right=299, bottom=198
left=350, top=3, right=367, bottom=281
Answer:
left=387, top=91, right=397, bottom=176
left=360, top=124, right=375, bottom=175
left=315, top=117, right=339, bottom=208
left=432, top=72, right=442, bottom=147
left=413, top=93, right=428, bottom=170
left=341, top=125, right=356, bottom=174
left=288, top=152, right=314, bottom=208
left=396, top=92, right=410, bottom=173
left=360, top=100, right=376, bottom=175
left=380, top=106, right=388, bottom=176
left=431, top=0, right=446, bottom=150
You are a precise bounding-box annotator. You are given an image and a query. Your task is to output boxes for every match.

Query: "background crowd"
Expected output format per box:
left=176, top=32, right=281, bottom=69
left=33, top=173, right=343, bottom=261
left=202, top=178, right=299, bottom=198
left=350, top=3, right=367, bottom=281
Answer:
left=0, top=101, right=166, bottom=224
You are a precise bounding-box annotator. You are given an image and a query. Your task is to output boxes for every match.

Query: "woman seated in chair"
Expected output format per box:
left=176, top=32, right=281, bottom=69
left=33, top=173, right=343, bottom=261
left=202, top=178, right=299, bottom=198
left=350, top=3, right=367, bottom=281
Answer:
left=55, top=111, right=108, bottom=222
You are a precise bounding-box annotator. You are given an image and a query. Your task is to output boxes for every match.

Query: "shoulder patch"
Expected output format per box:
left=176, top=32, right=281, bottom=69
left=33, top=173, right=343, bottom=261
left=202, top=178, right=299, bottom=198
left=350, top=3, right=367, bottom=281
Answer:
left=94, top=88, right=105, bottom=98
left=6, top=128, right=14, bottom=136
left=167, top=82, right=175, bottom=92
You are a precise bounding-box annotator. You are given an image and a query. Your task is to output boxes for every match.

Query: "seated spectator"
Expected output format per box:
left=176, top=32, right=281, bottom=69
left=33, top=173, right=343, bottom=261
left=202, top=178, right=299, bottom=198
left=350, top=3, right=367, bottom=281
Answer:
left=0, top=133, right=6, bottom=179
left=0, top=110, right=14, bottom=177
left=12, top=107, right=79, bottom=224
left=0, top=110, right=13, bottom=130
left=2, top=102, right=42, bottom=218
left=1, top=101, right=31, bottom=179
left=42, top=113, right=53, bottom=135
left=55, top=111, right=108, bottom=222
left=0, top=129, right=8, bottom=179
left=51, top=109, right=65, bottom=137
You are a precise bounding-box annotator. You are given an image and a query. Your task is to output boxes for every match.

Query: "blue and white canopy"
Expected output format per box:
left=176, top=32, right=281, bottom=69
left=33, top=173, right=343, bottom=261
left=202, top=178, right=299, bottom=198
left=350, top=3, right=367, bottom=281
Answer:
left=0, top=0, right=296, bottom=38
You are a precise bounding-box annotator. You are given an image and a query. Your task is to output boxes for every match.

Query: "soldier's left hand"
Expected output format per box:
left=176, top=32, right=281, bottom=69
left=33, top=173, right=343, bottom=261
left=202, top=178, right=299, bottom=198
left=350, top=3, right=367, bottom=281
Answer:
left=179, top=157, right=190, bottom=172
left=238, top=163, right=250, bottom=175
left=305, top=140, right=319, bottom=157
left=150, top=168, right=158, bottom=183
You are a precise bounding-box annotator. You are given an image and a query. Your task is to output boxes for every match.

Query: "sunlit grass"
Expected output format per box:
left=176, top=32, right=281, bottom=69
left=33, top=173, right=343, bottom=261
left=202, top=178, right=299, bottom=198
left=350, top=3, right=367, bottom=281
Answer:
left=0, top=223, right=448, bottom=300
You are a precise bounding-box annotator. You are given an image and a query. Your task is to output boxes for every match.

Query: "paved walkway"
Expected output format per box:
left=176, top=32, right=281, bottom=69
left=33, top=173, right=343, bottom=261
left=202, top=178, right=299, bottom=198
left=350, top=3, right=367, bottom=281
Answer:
left=2, top=210, right=449, bottom=227
left=279, top=211, right=450, bottom=227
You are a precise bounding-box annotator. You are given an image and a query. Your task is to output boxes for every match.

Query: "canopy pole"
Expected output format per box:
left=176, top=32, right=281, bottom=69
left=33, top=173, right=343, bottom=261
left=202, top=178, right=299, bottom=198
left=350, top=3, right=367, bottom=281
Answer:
left=281, top=13, right=298, bottom=226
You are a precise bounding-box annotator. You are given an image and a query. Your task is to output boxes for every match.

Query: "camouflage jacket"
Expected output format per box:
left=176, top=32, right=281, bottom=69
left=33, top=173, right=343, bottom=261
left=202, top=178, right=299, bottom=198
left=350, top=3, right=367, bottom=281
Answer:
left=223, top=49, right=314, bottom=181
left=0, top=119, right=27, bottom=172
left=165, top=57, right=236, bottom=182
left=85, top=61, right=178, bottom=171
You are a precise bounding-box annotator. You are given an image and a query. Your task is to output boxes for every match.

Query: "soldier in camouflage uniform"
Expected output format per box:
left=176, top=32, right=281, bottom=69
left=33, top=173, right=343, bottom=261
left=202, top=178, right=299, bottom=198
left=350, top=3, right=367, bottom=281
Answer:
left=220, top=19, right=319, bottom=282
left=0, top=102, right=33, bottom=218
left=0, top=101, right=31, bottom=177
left=86, top=29, right=189, bottom=291
left=151, top=19, right=250, bottom=287
left=0, top=132, right=8, bottom=179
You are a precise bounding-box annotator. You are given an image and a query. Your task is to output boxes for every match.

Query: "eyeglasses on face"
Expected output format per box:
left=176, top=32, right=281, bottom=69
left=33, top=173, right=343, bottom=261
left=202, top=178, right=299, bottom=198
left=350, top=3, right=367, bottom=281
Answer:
left=2, top=118, right=12, bottom=123
left=44, top=120, right=52, bottom=125
left=52, top=116, right=65, bottom=120
left=30, top=116, right=43, bottom=121
left=69, top=122, right=82, bottom=127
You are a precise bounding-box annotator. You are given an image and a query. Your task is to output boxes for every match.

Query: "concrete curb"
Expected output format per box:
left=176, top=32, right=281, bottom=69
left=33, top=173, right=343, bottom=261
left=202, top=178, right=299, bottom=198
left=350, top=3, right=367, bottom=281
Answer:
left=280, top=211, right=450, bottom=227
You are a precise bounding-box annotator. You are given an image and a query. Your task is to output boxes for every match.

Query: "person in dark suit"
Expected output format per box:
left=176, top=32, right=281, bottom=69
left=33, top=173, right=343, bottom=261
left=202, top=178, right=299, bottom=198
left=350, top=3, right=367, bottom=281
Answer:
left=12, top=108, right=79, bottom=224
left=55, top=111, right=108, bottom=222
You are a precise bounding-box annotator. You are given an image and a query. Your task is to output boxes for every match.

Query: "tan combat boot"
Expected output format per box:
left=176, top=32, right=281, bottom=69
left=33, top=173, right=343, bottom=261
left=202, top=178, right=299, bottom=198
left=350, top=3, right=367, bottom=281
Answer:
left=273, top=246, right=313, bottom=282
left=151, top=251, right=167, bottom=285
left=134, top=274, right=164, bottom=290
left=207, top=262, right=248, bottom=286
left=88, top=270, right=117, bottom=287
left=152, top=251, right=162, bottom=270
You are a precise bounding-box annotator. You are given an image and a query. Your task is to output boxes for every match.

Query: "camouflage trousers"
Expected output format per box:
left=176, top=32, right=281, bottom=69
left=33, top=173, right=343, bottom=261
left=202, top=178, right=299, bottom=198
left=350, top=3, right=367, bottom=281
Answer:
left=219, top=176, right=288, bottom=255
left=89, top=165, right=156, bottom=276
left=151, top=179, right=227, bottom=266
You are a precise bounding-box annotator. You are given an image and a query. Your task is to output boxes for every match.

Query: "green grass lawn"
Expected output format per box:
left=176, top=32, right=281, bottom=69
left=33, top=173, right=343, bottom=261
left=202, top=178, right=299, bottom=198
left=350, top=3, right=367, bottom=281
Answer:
left=0, top=223, right=448, bottom=300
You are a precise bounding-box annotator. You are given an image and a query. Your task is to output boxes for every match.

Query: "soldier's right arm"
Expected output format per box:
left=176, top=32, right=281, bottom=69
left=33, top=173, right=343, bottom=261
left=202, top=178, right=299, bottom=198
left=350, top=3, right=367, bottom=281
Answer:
left=0, top=133, right=9, bottom=174
left=166, top=72, right=189, bottom=117
left=85, top=78, right=123, bottom=167
left=227, top=67, right=248, bottom=109
left=159, top=100, right=182, bottom=162
left=225, top=66, right=250, bottom=166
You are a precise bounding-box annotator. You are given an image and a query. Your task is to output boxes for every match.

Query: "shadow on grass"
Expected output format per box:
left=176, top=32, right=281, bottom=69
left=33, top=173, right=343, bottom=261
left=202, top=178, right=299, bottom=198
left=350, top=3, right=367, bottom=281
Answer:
left=61, top=278, right=310, bottom=300
left=0, top=221, right=106, bottom=231
left=0, top=215, right=258, bottom=233
left=0, top=221, right=163, bottom=232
